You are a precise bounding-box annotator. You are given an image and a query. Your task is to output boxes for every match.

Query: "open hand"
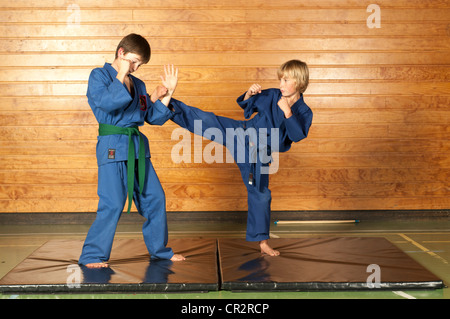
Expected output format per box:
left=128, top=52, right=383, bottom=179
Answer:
left=159, top=64, right=178, bottom=107
left=161, top=64, right=178, bottom=95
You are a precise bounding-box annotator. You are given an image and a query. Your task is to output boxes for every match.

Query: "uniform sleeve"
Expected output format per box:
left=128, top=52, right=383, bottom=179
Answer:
left=236, top=89, right=273, bottom=119
left=145, top=97, right=174, bottom=125
left=86, top=68, right=132, bottom=113
left=284, top=103, right=313, bottom=143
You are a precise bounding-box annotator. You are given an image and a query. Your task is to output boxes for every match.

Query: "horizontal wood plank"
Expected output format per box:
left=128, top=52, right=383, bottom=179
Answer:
left=2, top=108, right=449, bottom=126
left=1, top=140, right=449, bottom=164
left=1, top=82, right=449, bottom=98
left=1, top=95, right=449, bottom=112
left=2, top=0, right=448, bottom=9
left=2, top=66, right=450, bottom=84
left=2, top=196, right=449, bottom=213
left=3, top=38, right=450, bottom=54
left=1, top=168, right=449, bottom=185
left=2, top=8, right=450, bottom=23
left=3, top=123, right=447, bottom=141
left=2, top=180, right=448, bottom=201
left=2, top=52, right=450, bottom=68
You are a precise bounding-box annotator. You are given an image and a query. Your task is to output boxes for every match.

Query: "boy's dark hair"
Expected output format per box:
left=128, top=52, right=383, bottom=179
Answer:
left=115, top=33, right=151, bottom=64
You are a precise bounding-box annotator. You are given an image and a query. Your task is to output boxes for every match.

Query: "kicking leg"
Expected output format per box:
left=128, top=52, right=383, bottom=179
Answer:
left=170, top=99, right=239, bottom=143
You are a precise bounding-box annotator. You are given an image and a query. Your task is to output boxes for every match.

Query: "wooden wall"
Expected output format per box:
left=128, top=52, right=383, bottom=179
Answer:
left=1, top=0, right=449, bottom=214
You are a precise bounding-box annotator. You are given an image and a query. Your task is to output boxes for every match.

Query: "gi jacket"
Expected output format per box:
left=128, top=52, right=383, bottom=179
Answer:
left=236, top=88, right=313, bottom=153
left=87, top=63, right=174, bottom=166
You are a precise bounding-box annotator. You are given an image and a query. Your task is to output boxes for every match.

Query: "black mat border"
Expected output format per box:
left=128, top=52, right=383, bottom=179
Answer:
left=221, top=280, right=445, bottom=292
left=0, top=282, right=219, bottom=294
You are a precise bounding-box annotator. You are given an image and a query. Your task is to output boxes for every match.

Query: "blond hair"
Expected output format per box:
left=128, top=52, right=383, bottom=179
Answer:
left=277, top=60, right=309, bottom=93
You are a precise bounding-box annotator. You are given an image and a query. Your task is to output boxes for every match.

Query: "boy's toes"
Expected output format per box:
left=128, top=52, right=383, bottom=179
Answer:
left=170, top=254, right=186, bottom=261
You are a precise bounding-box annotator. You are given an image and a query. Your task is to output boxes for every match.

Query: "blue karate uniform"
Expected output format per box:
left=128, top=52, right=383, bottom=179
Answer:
left=170, top=89, right=313, bottom=241
left=79, top=63, right=175, bottom=265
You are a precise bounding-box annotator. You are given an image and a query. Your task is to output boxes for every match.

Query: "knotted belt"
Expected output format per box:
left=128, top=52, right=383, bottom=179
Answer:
left=99, top=123, right=145, bottom=214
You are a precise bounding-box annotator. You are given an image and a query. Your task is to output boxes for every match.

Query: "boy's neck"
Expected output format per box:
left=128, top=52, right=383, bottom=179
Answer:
left=284, top=92, right=301, bottom=106
left=111, top=59, right=120, bottom=73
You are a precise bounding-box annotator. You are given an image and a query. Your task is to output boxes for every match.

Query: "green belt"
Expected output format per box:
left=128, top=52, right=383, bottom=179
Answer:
left=99, top=123, right=146, bottom=214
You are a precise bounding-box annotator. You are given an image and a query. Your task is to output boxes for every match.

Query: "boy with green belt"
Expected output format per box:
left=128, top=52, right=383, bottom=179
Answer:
left=79, top=34, right=185, bottom=268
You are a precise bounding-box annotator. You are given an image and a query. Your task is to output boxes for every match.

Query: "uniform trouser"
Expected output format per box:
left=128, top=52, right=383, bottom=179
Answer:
left=78, top=158, right=173, bottom=265
left=171, top=100, right=272, bottom=242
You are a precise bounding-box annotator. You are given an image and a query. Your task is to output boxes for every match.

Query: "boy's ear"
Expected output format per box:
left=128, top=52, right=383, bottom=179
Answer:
left=117, top=47, right=125, bottom=58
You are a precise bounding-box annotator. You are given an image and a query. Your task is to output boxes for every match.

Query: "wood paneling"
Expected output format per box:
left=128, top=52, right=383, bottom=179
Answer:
left=1, top=0, right=449, bottom=213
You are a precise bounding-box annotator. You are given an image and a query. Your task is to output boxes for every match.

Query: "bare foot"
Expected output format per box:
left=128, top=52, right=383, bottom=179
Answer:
left=259, top=240, right=280, bottom=256
left=170, top=254, right=186, bottom=261
left=150, top=85, right=168, bottom=103
left=84, top=262, right=109, bottom=269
